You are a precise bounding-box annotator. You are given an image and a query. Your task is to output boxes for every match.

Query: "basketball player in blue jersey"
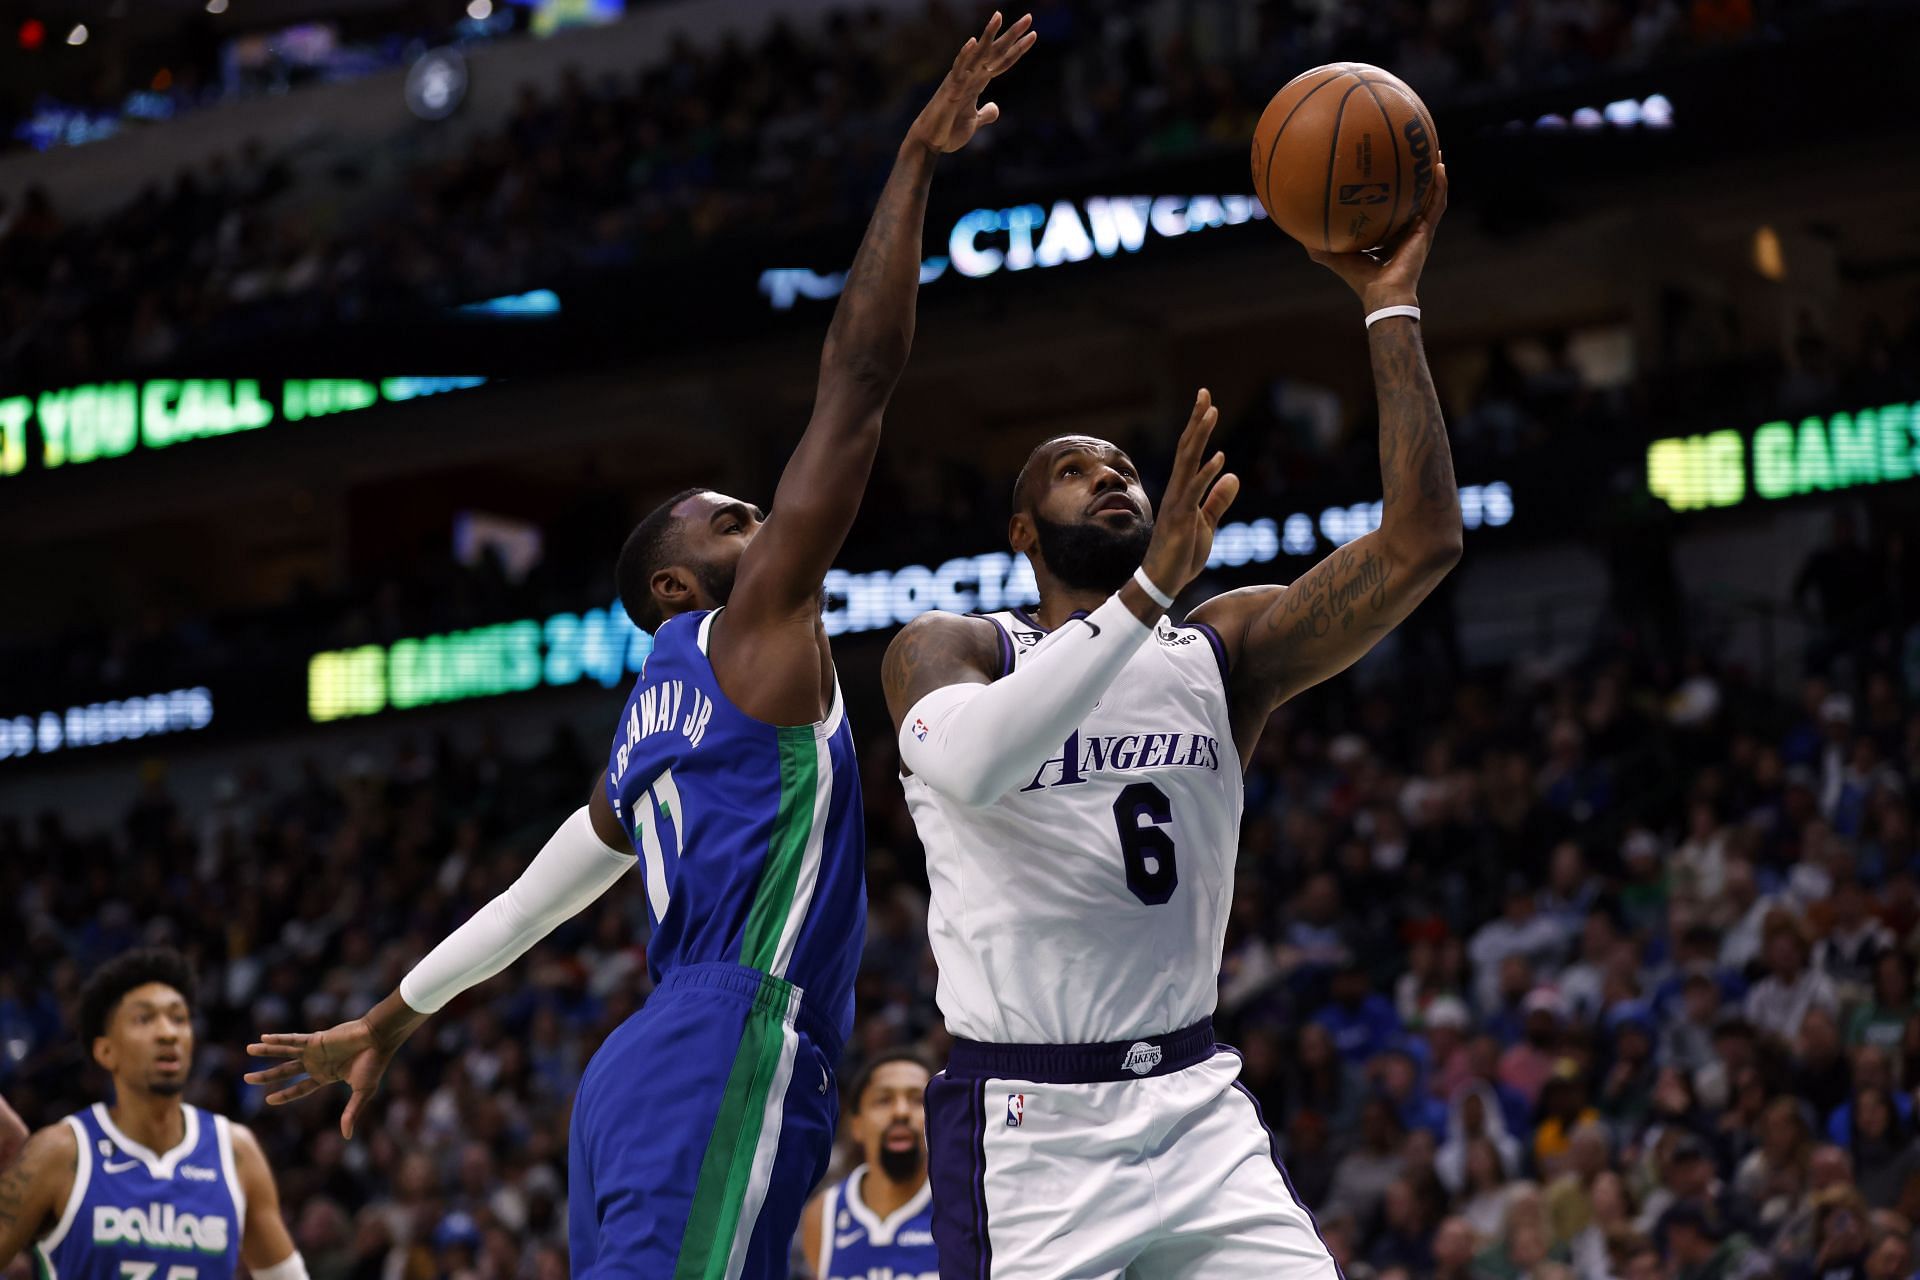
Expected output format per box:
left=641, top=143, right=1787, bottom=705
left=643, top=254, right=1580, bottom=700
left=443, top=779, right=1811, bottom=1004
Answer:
left=243, top=16, right=1037, bottom=1280
left=0, top=949, right=304, bottom=1280
left=882, top=171, right=1459, bottom=1275
left=799, top=1051, right=939, bottom=1280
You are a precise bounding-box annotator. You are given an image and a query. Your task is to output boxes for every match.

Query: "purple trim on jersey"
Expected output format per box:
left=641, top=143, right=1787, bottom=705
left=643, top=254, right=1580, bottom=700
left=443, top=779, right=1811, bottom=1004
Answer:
left=943, top=1018, right=1214, bottom=1085
left=1228, top=1073, right=1346, bottom=1280
left=966, top=613, right=1016, bottom=679
left=924, top=1074, right=990, bottom=1279
left=1175, top=620, right=1231, bottom=687
left=1008, top=606, right=1089, bottom=635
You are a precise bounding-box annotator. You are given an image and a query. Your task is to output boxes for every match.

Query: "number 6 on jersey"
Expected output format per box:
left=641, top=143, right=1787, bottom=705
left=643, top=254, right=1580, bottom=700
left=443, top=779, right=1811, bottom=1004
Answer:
left=1113, top=781, right=1178, bottom=905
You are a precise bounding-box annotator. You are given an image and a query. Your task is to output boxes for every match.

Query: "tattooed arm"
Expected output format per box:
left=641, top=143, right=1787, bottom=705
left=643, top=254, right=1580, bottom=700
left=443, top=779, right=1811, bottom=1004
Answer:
left=0, top=1124, right=75, bottom=1266
left=1191, top=164, right=1461, bottom=764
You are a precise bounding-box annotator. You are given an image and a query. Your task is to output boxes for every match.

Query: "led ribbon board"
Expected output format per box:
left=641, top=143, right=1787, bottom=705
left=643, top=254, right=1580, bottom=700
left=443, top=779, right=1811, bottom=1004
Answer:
left=761, top=195, right=1267, bottom=311
left=306, top=481, right=1513, bottom=722
left=1646, top=401, right=1920, bottom=511
left=0, top=377, right=488, bottom=477
left=0, top=688, right=213, bottom=762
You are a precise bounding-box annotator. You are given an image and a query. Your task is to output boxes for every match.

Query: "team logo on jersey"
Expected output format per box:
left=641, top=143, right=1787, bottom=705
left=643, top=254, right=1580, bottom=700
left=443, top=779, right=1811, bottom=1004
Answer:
left=179, top=1165, right=219, bottom=1182
left=1005, top=1093, right=1024, bottom=1127
left=1122, top=1042, right=1163, bottom=1075
left=93, top=1204, right=231, bottom=1252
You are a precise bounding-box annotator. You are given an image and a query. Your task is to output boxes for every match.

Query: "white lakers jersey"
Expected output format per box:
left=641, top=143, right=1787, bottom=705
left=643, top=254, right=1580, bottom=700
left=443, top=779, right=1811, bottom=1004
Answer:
left=902, top=607, right=1244, bottom=1045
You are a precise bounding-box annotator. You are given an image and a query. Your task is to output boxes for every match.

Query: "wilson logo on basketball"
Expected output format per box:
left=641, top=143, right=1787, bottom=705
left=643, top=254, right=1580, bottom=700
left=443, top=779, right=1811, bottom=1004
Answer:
left=1403, top=116, right=1434, bottom=215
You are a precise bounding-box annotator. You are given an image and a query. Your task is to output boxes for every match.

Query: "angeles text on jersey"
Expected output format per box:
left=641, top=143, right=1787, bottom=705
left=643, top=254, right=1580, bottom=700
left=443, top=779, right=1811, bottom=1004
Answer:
left=92, top=1204, right=231, bottom=1253
left=1018, top=728, right=1222, bottom=792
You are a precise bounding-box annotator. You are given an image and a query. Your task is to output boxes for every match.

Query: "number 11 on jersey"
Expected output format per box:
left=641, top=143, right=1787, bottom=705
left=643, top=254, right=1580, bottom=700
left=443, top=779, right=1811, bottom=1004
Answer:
left=633, top=768, right=684, bottom=920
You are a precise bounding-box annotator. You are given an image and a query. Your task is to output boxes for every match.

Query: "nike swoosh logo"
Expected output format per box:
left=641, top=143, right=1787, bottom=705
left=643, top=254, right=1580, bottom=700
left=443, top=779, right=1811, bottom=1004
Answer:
left=835, top=1231, right=864, bottom=1249
left=1081, top=619, right=1101, bottom=637
left=102, top=1159, right=140, bottom=1174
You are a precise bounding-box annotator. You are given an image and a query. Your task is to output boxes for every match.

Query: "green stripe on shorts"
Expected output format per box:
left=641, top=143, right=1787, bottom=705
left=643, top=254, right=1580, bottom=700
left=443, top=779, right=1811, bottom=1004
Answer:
left=673, top=974, right=799, bottom=1280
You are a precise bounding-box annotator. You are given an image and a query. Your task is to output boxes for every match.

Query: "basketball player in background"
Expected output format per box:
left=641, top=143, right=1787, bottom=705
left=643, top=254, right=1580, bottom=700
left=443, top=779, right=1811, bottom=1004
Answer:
left=0, top=949, right=302, bottom=1280
left=882, top=169, right=1458, bottom=1276
left=244, top=17, right=1036, bottom=1280
left=799, top=1051, right=939, bottom=1280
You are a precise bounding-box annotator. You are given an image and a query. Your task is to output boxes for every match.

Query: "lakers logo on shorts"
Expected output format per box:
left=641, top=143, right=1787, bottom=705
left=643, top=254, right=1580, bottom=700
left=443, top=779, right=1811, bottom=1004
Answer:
left=1121, top=1042, right=1163, bottom=1075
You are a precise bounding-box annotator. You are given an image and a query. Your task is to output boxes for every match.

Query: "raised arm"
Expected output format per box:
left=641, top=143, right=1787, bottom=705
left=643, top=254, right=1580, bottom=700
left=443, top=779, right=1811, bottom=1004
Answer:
left=1193, top=164, right=1461, bottom=759
left=246, top=785, right=632, bottom=1139
left=725, top=13, right=1035, bottom=631
left=886, top=393, right=1238, bottom=805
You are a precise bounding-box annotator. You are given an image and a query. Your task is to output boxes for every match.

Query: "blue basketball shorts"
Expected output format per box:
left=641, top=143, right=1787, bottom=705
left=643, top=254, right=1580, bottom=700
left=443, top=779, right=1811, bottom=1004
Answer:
left=567, top=962, right=841, bottom=1280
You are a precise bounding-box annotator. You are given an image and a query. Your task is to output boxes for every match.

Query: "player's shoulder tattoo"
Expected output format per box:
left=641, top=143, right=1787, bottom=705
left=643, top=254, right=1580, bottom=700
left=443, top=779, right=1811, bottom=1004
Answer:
left=882, top=612, right=1001, bottom=716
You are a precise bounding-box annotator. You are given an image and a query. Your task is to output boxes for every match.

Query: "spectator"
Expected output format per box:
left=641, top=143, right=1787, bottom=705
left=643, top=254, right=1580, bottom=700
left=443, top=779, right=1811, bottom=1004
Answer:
left=1440, top=1083, right=1527, bottom=1195
left=1734, top=1097, right=1814, bottom=1240
left=1317, top=963, right=1406, bottom=1066
left=1328, top=1097, right=1411, bottom=1227
left=1745, top=914, right=1841, bottom=1041
left=1847, top=1087, right=1920, bottom=1210
left=1501, top=990, right=1568, bottom=1106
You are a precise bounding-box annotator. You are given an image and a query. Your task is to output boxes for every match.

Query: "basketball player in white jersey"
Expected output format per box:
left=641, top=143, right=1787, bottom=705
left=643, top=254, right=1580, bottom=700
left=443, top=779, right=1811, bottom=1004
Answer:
left=881, top=168, right=1458, bottom=1278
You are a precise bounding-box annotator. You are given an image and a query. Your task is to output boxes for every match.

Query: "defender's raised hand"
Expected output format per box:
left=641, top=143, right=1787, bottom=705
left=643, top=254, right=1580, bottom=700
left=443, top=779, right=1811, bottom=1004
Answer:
left=907, top=12, right=1037, bottom=155
left=1138, top=389, right=1241, bottom=599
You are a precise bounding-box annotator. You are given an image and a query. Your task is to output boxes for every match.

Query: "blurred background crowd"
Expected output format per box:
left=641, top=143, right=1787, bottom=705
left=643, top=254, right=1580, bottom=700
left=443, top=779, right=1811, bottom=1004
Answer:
left=4, top=0, right=1919, bottom=1277
left=0, top=0, right=1874, bottom=386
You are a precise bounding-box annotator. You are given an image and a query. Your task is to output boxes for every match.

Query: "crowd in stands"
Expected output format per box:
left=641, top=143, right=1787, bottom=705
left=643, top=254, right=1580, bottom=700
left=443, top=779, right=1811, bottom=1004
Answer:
left=3, top=483, right=1920, bottom=1280
left=0, top=0, right=1855, bottom=385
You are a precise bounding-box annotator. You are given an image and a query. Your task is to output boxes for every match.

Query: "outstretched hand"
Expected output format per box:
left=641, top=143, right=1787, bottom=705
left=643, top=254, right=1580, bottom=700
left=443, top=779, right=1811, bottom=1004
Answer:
left=906, top=12, right=1037, bottom=155
left=1307, top=160, right=1450, bottom=313
left=245, top=1020, right=392, bottom=1140
left=1139, top=389, right=1240, bottom=598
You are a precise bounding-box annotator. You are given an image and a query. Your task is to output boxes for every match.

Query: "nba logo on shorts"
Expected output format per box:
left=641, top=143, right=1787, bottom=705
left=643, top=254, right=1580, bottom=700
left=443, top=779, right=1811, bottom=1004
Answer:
left=1122, top=1042, right=1163, bottom=1075
left=1005, top=1094, right=1024, bottom=1127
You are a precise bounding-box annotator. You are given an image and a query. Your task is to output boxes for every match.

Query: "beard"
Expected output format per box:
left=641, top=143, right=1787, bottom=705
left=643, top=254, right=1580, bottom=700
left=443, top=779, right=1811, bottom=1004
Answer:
left=148, top=1077, right=186, bottom=1097
left=1031, top=512, right=1154, bottom=593
left=696, top=557, right=737, bottom=609
left=879, top=1141, right=924, bottom=1183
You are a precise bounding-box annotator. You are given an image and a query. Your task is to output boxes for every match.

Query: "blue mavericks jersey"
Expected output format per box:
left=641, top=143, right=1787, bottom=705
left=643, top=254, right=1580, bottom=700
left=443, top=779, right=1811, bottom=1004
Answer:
left=815, top=1166, right=937, bottom=1280
left=37, top=1105, right=244, bottom=1280
left=605, top=608, right=865, bottom=1044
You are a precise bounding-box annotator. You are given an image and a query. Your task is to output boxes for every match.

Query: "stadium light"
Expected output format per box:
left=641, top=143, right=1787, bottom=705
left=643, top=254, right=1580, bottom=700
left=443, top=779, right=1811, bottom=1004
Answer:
left=206, top=0, right=228, bottom=13
left=66, top=23, right=87, bottom=45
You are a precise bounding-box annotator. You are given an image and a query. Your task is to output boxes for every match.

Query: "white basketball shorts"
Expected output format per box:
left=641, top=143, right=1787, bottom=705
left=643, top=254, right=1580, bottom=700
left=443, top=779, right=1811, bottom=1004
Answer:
left=923, top=1019, right=1340, bottom=1279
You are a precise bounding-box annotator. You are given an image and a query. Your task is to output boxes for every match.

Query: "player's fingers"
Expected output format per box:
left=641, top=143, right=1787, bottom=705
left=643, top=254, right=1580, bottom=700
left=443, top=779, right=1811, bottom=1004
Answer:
left=246, top=1040, right=305, bottom=1058
left=243, top=1060, right=308, bottom=1086
left=1201, top=472, right=1243, bottom=525
left=256, top=1031, right=311, bottom=1046
left=1427, top=161, right=1450, bottom=221
left=989, top=12, right=1030, bottom=51
left=975, top=103, right=1000, bottom=129
left=977, top=11, right=1002, bottom=51
left=341, top=1088, right=373, bottom=1141
left=1194, top=450, right=1227, bottom=495
left=265, top=1078, right=326, bottom=1107
left=994, top=30, right=1037, bottom=76
left=950, top=36, right=978, bottom=74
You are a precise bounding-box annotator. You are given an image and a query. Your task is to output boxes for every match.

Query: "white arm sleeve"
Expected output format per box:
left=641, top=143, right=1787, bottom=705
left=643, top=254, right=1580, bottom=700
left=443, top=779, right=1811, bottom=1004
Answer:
left=399, top=806, right=634, bottom=1013
left=898, top=592, right=1155, bottom=807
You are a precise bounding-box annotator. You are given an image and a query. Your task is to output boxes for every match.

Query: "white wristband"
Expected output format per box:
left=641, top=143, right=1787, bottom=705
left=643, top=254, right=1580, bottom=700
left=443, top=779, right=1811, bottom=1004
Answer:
left=1132, top=566, right=1174, bottom=609
left=1365, top=304, right=1422, bottom=328
left=252, top=1256, right=309, bottom=1280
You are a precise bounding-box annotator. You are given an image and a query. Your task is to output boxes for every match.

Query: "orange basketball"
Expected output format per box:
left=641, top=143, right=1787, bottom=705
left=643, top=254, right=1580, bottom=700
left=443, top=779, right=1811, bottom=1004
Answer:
left=1251, top=62, right=1439, bottom=255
